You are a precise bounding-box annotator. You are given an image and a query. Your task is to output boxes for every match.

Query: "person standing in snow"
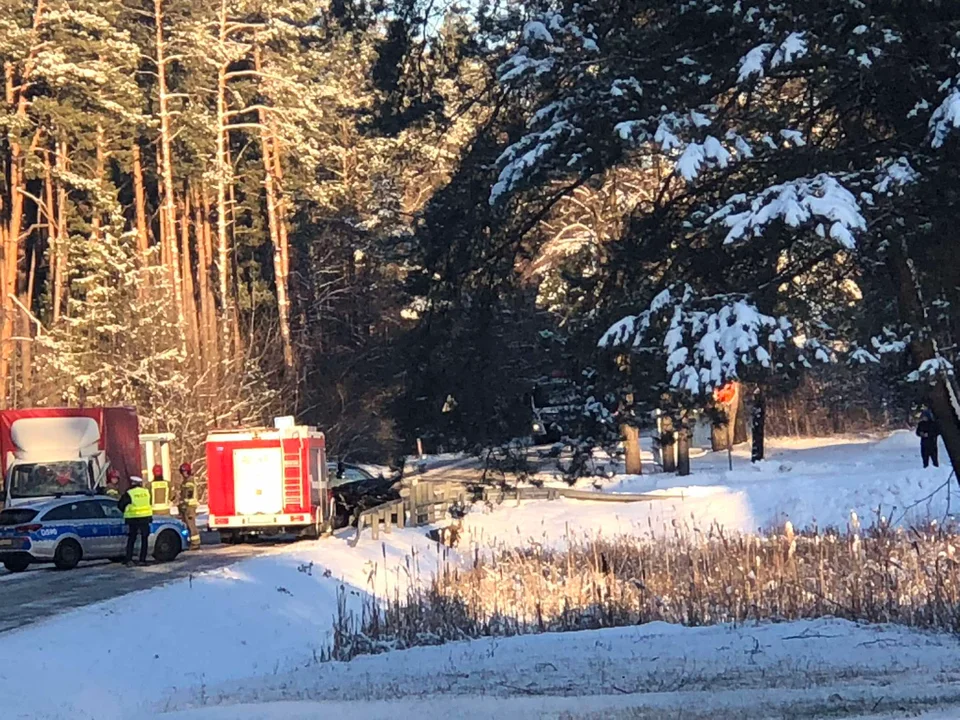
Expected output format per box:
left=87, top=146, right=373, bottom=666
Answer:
left=118, top=476, right=153, bottom=566
left=916, top=408, right=940, bottom=469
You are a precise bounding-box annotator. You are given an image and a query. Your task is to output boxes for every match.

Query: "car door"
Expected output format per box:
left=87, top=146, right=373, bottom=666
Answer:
left=42, top=500, right=106, bottom=558
left=95, top=498, right=127, bottom=557
left=72, top=500, right=109, bottom=558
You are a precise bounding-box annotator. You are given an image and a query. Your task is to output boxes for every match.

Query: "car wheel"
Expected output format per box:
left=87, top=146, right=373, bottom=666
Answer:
left=153, top=529, right=181, bottom=562
left=54, top=540, right=82, bottom=570
left=3, top=557, right=29, bottom=573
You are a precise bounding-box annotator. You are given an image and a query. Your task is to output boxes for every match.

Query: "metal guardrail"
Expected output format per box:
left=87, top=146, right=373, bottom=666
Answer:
left=484, top=485, right=688, bottom=504
left=556, top=487, right=687, bottom=502
left=353, top=478, right=688, bottom=543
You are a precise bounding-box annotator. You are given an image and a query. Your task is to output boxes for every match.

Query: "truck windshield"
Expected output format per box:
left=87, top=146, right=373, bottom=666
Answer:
left=8, top=461, right=90, bottom=499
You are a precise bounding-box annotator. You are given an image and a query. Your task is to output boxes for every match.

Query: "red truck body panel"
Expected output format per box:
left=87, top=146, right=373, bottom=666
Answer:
left=0, top=407, right=141, bottom=492
left=206, top=426, right=327, bottom=531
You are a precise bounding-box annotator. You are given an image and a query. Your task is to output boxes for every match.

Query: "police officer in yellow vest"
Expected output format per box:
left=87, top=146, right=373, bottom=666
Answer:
left=178, top=462, right=201, bottom=549
left=118, top=476, right=153, bottom=566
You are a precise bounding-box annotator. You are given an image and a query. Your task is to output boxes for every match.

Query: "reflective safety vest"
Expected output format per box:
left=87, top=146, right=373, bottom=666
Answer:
left=151, top=480, right=170, bottom=513
left=124, top=487, right=153, bottom=519
left=180, top=479, right=199, bottom=507
left=105, top=487, right=120, bottom=499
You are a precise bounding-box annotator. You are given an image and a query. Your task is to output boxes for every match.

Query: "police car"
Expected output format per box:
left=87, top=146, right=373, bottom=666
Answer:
left=0, top=495, right=191, bottom=572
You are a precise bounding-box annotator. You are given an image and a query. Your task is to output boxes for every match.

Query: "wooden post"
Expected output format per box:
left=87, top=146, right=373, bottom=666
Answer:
left=661, top=415, right=676, bottom=473
left=727, top=411, right=734, bottom=471
left=751, top=387, right=766, bottom=462
left=677, top=426, right=691, bottom=476
left=623, top=423, right=642, bottom=475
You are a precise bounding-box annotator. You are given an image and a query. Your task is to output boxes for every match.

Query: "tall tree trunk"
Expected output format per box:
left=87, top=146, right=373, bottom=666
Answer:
left=91, top=124, right=105, bottom=242
left=253, top=50, right=294, bottom=370
left=43, top=149, right=58, bottom=322
left=53, top=141, right=67, bottom=322
left=132, top=141, right=150, bottom=258
left=214, top=0, right=235, bottom=364
left=194, top=189, right=216, bottom=365
left=155, top=143, right=169, bottom=267
left=154, top=0, right=186, bottom=354
left=179, top=191, right=199, bottom=363
left=1, top=2, right=44, bottom=406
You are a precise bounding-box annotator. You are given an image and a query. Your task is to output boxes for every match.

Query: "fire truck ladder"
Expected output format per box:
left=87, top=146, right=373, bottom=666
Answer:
left=280, top=434, right=305, bottom=511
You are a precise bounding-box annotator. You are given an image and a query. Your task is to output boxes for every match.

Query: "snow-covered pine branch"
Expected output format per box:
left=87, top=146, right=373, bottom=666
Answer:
left=599, top=285, right=792, bottom=396
left=708, top=174, right=867, bottom=249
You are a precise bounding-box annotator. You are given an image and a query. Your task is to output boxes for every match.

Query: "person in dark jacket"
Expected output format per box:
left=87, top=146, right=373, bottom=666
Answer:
left=118, top=476, right=153, bottom=565
left=916, top=409, right=940, bottom=469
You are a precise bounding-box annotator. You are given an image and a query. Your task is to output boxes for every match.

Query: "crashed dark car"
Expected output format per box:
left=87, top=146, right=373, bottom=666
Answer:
left=327, top=462, right=402, bottom=529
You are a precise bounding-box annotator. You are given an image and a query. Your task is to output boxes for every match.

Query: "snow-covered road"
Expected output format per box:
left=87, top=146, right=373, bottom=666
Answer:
left=0, top=542, right=276, bottom=633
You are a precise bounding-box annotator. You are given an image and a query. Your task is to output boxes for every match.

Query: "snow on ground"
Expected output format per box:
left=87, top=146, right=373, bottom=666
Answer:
left=541, top=431, right=954, bottom=532
left=459, top=431, right=955, bottom=548
left=651, top=430, right=956, bottom=531
left=0, top=528, right=451, bottom=720
left=3, top=431, right=960, bottom=719
left=461, top=488, right=755, bottom=548
left=159, top=618, right=960, bottom=719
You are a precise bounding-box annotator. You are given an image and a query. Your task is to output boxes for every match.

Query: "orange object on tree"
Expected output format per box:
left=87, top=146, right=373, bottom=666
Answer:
left=713, top=382, right=736, bottom=404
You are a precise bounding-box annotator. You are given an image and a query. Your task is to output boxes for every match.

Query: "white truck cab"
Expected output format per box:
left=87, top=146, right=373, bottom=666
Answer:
left=4, top=416, right=106, bottom=507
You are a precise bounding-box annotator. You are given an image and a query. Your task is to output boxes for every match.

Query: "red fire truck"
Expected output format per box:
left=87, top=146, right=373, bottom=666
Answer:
left=205, top=417, right=332, bottom=541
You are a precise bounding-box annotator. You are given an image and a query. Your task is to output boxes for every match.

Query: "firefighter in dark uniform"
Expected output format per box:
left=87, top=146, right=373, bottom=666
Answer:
left=118, top=476, right=153, bottom=566
left=150, top=464, right=170, bottom=515
left=178, top=462, right=201, bottom=549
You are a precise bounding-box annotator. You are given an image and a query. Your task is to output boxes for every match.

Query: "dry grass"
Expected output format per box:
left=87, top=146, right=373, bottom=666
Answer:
left=325, top=515, right=960, bottom=662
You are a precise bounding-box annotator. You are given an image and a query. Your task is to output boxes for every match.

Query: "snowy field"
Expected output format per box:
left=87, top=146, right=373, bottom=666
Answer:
left=3, top=431, right=960, bottom=719
left=505, top=430, right=956, bottom=539
left=611, top=430, right=956, bottom=529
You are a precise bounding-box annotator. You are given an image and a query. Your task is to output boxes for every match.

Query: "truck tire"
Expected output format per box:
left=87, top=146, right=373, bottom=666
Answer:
left=3, top=557, right=29, bottom=573
left=54, top=540, right=82, bottom=570
left=153, top=530, right=181, bottom=562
